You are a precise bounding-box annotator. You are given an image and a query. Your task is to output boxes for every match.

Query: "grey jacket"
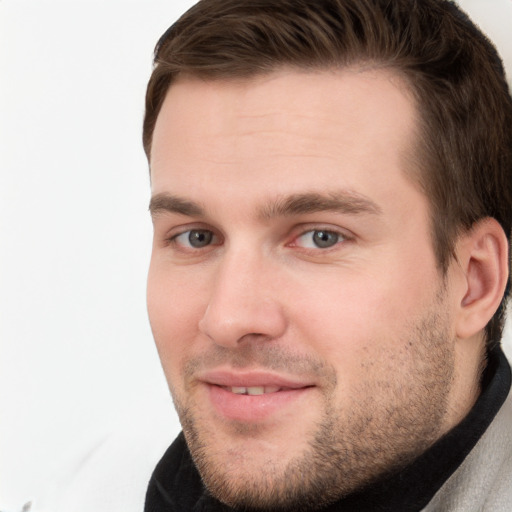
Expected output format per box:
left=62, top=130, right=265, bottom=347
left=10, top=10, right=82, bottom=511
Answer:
left=424, top=388, right=512, bottom=511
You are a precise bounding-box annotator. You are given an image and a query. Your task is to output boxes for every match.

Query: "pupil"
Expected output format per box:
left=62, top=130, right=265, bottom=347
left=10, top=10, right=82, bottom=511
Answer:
left=189, top=230, right=212, bottom=248
left=313, top=230, right=337, bottom=248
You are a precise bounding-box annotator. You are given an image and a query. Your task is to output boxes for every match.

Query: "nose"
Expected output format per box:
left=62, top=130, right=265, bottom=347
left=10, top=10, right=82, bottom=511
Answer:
left=198, top=250, right=287, bottom=347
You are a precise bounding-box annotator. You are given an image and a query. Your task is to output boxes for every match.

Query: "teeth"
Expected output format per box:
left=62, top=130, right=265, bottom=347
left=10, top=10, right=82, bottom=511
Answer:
left=247, top=386, right=265, bottom=396
left=228, top=386, right=281, bottom=395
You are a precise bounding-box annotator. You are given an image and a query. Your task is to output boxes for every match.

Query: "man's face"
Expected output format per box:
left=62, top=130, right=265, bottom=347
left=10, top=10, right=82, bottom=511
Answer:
left=147, top=69, right=461, bottom=510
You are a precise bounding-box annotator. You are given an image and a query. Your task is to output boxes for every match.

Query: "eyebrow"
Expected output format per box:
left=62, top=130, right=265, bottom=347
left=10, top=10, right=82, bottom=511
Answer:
left=149, top=190, right=382, bottom=219
left=149, top=193, right=205, bottom=217
left=258, top=191, right=382, bottom=220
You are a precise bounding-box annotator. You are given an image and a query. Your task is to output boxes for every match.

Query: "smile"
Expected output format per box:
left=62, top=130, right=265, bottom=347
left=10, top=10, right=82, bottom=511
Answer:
left=208, top=384, right=312, bottom=422
left=224, top=385, right=282, bottom=395
left=199, top=374, right=314, bottom=422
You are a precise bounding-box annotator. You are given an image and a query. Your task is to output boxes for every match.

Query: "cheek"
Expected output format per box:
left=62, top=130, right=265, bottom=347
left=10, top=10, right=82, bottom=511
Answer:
left=288, top=256, right=440, bottom=367
left=146, top=262, right=207, bottom=371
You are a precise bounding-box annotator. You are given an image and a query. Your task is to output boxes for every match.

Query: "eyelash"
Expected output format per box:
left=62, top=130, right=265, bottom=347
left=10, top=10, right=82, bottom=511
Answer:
left=170, top=228, right=222, bottom=250
left=290, top=228, right=348, bottom=250
left=166, top=224, right=351, bottom=254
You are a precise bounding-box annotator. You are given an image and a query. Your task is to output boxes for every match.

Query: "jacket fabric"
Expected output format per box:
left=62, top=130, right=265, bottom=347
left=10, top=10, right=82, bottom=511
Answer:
left=145, top=347, right=512, bottom=512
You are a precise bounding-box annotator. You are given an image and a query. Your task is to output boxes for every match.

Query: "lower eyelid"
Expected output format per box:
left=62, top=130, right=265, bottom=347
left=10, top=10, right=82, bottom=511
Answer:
left=169, top=229, right=222, bottom=250
left=293, top=229, right=347, bottom=248
left=162, top=226, right=349, bottom=251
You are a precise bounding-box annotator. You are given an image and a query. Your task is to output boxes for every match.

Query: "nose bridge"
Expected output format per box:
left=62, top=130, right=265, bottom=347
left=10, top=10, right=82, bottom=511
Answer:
left=198, top=244, right=286, bottom=347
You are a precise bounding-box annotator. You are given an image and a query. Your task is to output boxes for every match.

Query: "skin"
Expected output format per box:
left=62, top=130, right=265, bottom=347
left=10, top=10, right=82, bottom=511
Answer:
left=147, top=69, right=486, bottom=510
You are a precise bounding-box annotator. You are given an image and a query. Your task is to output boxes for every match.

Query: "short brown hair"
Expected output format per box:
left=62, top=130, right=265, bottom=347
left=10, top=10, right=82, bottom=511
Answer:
left=143, top=0, right=512, bottom=348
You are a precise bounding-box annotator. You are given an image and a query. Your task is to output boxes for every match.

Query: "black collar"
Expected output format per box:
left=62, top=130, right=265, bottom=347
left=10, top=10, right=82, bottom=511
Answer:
left=145, top=347, right=511, bottom=512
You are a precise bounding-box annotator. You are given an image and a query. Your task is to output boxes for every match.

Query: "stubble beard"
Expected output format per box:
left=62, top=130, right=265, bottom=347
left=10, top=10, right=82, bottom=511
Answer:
left=171, top=303, right=455, bottom=511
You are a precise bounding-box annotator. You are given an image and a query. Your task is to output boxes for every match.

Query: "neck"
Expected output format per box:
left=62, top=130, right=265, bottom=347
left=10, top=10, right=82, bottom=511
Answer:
left=442, top=333, right=486, bottom=433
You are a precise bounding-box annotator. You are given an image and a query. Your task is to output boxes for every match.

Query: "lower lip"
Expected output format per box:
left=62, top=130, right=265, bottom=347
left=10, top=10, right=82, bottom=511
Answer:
left=207, top=385, right=311, bottom=422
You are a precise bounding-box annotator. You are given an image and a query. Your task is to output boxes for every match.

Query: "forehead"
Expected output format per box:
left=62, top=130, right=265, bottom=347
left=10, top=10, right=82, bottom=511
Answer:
left=150, top=68, right=420, bottom=208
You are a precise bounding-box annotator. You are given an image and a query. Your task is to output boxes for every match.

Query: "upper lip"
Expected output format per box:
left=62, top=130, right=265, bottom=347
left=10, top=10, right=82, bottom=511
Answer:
left=198, top=369, right=315, bottom=389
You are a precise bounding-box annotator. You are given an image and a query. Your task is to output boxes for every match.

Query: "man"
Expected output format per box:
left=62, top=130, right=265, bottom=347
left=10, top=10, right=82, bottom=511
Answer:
left=143, top=0, right=512, bottom=510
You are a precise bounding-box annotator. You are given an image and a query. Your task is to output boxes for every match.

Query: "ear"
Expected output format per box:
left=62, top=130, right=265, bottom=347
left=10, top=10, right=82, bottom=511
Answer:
left=455, top=218, right=509, bottom=340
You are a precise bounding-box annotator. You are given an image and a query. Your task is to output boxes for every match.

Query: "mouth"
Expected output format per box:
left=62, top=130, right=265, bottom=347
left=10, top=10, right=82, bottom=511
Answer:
left=199, top=370, right=315, bottom=423
left=222, top=385, right=286, bottom=395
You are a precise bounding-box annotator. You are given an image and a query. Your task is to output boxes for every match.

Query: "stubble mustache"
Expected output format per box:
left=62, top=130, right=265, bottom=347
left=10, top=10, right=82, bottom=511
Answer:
left=181, top=342, right=338, bottom=389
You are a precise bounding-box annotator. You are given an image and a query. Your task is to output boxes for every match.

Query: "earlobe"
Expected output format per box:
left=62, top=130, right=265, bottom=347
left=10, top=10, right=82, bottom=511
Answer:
left=455, top=218, right=509, bottom=340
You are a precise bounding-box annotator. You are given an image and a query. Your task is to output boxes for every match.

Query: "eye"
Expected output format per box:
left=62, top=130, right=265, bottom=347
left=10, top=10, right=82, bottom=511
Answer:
left=294, top=229, right=345, bottom=249
left=173, top=229, right=216, bottom=249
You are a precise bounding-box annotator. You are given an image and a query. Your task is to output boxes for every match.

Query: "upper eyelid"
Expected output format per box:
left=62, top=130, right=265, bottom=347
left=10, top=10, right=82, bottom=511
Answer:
left=170, top=226, right=212, bottom=237
left=289, top=223, right=353, bottom=239
left=164, top=229, right=221, bottom=254
left=298, top=228, right=346, bottom=237
left=291, top=228, right=347, bottom=245
left=170, top=227, right=219, bottom=241
left=164, top=223, right=217, bottom=239
left=159, top=222, right=353, bottom=246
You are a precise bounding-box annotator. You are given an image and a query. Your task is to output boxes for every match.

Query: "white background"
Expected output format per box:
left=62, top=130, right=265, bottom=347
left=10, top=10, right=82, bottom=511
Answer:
left=1, top=0, right=511, bottom=508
